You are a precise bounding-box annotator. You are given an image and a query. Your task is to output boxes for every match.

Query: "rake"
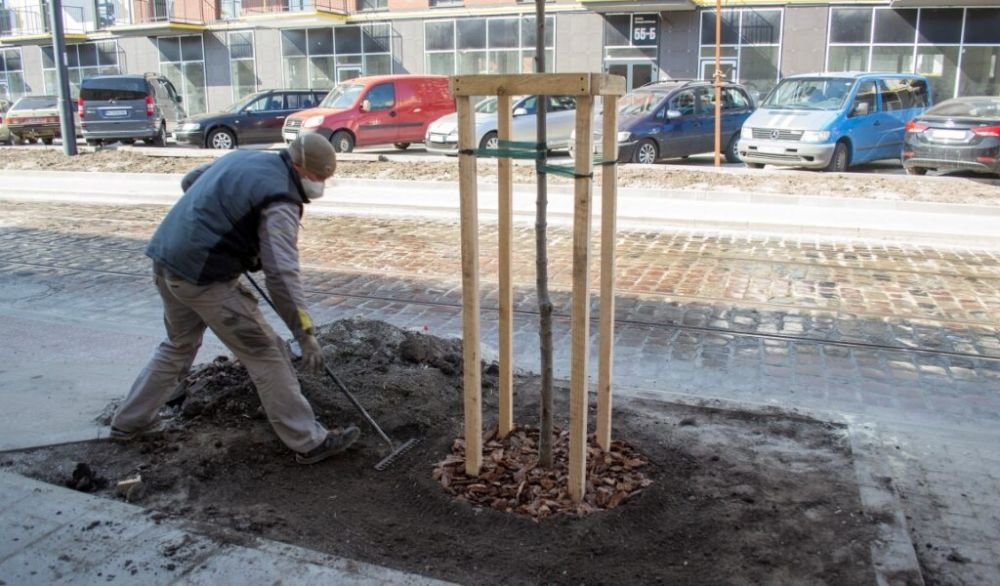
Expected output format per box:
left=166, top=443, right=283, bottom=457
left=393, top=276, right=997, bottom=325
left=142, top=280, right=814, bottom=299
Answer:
left=244, top=274, right=419, bottom=471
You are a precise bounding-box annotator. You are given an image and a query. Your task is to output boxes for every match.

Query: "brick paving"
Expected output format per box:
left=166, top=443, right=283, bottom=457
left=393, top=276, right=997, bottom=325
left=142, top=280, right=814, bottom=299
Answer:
left=1, top=200, right=999, bottom=583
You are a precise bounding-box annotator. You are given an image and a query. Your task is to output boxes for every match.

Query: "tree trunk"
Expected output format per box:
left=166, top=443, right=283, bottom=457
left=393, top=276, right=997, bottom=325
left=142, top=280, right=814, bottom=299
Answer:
left=534, top=0, right=554, bottom=468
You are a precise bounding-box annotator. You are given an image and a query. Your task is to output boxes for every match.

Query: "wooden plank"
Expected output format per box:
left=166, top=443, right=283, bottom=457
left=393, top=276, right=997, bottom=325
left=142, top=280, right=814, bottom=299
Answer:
left=457, top=95, right=483, bottom=476
left=567, top=95, right=594, bottom=503
left=497, top=94, right=514, bottom=438
left=450, top=73, right=629, bottom=97
left=596, top=94, right=619, bottom=452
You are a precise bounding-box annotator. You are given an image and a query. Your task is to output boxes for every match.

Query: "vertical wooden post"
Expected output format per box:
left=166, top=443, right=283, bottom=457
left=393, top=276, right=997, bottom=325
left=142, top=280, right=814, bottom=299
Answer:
left=568, top=95, right=594, bottom=503
left=497, top=94, right=514, bottom=438
left=457, top=95, right=483, bottom=476
left=596, top=94, right=618, bottom=451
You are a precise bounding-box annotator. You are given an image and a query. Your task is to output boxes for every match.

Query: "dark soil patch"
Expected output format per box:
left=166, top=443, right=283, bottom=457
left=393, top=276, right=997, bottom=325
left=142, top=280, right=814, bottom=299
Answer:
left=2, top=318, right=884, bottom=584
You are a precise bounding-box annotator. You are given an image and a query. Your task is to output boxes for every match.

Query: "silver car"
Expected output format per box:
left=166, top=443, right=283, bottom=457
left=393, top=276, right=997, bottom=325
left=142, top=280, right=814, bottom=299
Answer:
left=425, top=95, right=576, bottom=155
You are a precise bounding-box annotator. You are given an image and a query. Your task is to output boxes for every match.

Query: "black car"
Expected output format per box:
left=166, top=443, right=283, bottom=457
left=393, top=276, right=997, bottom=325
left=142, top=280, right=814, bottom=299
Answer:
left=902, top=96, right=1000, bottom=177
left=174, top=89, right=327, bottom=149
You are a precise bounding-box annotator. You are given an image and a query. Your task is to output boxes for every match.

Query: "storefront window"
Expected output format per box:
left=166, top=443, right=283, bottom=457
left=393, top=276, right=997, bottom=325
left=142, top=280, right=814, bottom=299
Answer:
left=700, top=8, right=782, bottom=98
left=158, top=35, right=205, bottom=115
left=282, top=23, right=392, bottom=89
left=425, top=15, right=554, bottom=75
left=41, top=41, right=120, bottom=97
left=0, top=48, right=26, bottom=100
left=229, top=31, right=256, bottom=101
left=959, top=46, right=1000, bottom=96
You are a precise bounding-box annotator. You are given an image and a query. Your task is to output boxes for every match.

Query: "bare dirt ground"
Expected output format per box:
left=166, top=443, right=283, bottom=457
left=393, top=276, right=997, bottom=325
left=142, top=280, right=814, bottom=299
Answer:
left=1, top=145, right=998, bottom=205
left=0, top=319, right=902, bottom=585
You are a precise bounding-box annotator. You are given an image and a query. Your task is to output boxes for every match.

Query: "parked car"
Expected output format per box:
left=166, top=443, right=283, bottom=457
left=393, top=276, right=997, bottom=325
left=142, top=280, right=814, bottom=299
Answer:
left=572, top=80, right=754, bottom=164
left=902, top=97, right=1000, bottom=177
left=0, top=98, right=12, bottom=145
left=425, top=95, right=577, bottom=155
left=739, top=72, right=931, bottom=172
left=79, top=73, right=185, bottom=146
left=283, top=75, right=454, bottom=153
left=4, top=95, right=80, bottom=144
left=174, top=89, right=328, bottom=149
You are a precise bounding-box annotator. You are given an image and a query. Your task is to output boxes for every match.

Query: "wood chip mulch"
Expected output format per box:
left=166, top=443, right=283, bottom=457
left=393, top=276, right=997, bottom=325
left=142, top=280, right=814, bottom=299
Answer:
left=433, top=426, right=652, bottom=521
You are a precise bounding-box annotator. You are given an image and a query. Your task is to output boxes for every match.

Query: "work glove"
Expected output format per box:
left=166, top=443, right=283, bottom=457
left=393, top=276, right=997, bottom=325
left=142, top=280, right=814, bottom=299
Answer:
left=299, top=334, right=325, bottom=375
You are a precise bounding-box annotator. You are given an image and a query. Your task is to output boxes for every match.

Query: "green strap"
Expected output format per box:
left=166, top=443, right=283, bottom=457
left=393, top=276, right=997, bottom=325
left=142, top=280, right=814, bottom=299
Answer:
left=458, top=139, right=618, bottom=179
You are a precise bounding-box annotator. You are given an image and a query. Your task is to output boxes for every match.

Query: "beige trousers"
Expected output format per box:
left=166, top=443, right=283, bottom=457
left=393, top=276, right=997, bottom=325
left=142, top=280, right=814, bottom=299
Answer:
left=112, top=271, right=328, bottom=453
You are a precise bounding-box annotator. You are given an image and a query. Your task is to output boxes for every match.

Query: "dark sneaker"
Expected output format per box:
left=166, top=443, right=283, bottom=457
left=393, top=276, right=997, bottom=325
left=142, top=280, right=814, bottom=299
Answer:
left=296, top=426, right=361, bottom=465
left=109, top=421, right=165, bottom=442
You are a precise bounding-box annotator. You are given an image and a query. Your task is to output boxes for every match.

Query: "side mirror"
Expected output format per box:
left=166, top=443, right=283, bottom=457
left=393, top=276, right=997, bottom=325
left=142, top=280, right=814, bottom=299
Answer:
left=513, top=107, right=528, bottom=117
left=174, top=95, right=182, bottom=103
left=852, top=102, right=869, bottom=117
left=360, top=99, right=371, bottom=113
left=666, top=109, right=682, bottom=120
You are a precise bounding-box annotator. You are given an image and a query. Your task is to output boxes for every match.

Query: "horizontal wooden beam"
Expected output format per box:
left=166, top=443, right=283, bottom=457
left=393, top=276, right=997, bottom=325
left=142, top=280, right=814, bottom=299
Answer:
left=450, top=73, right=626, bottom=98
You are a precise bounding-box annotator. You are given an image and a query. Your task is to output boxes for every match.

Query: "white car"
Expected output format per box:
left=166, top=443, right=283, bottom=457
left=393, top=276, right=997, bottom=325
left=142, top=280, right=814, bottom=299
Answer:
left=425, top=95, right=576, bottom=155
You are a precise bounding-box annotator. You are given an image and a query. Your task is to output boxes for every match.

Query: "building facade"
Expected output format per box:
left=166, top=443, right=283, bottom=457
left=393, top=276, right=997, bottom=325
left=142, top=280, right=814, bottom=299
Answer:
left=1, top=0, right=997, bottom=115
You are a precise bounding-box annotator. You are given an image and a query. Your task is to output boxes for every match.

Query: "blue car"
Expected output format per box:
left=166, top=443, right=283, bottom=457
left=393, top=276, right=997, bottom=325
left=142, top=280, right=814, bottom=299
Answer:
left=586, top=79, right=755, bottom=165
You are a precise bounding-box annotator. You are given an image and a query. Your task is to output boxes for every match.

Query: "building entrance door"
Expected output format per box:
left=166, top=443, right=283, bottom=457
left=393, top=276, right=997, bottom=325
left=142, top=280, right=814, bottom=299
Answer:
left=607, top=62, right=656, bottom=91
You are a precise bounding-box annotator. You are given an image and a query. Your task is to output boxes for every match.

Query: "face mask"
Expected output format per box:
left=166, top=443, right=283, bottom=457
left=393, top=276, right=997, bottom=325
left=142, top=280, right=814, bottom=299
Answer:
left=301, top=177, right=325, bottom=200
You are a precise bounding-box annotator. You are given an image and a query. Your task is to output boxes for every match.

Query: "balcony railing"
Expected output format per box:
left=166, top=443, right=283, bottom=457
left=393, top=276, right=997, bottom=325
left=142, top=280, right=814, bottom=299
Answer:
left=222, top=0, right=349, bottom=19
left=130, top=0, right=209, bottom=25
left=0, top=5, right=90, bottom=37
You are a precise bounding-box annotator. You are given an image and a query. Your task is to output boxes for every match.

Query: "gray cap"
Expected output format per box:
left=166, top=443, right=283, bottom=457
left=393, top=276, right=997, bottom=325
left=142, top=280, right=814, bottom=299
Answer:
left=289, top=133, right=337, bottom=179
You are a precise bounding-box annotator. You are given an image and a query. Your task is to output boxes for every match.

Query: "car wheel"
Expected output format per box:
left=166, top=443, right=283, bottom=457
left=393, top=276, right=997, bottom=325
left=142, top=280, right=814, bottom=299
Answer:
left=393, top=142, right=410, bottom=150
left=121, top=138, right=135, bottom=145
left=150, top=123, right=167, bottom=147
left=904, top=166, right=928, bottom=176
left=86, top=139, right=101, bottom=147
left=331, top=130, right=354, bottom=153
left=824, top=141, right=849, bottom=172
left=632, top=139, right=658, bottom=165
left=207, top=128, right=236, bottom=150
left=724, top=134, right=741, bottom=164
left=42, top=137, right=54, bottom=145
left=479, top=131, right=498, bottom=151
left=745, top=162, right=764, bottom=169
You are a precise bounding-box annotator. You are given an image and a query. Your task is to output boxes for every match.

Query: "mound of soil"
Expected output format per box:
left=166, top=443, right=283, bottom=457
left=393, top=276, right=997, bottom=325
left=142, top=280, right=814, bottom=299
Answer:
left=1, top=318, right=891, bottom=584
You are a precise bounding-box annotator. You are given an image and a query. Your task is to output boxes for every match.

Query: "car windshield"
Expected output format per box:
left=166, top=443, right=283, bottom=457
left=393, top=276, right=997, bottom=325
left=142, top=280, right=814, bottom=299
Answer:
left=925, top=98, right=1000, bottom=118
left=12, top=96, right=58, bottom=110
left=762, top=78, right=854, bottom=111
left=223, top=93, right=265, bottom=113
left=319, top=84, right=364, bottom=108
left=618, top=92, right=662, bottom=117
left=475, top=97, right=498, bottom=113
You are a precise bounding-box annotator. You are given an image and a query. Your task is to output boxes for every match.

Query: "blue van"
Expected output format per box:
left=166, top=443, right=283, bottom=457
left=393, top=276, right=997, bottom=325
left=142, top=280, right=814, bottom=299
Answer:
left=738, top=72, right=931, bottom=172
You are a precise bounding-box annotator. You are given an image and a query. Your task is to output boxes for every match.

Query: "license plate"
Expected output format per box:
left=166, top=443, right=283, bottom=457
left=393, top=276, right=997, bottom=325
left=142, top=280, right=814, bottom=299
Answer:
left=931, top=129, right=966, bottom=140
left=283, top=132, right=297, bottom=141
left=26, top=118, right=45, bottom=124
left=104, top=109, right=128, bottom=118
left=429, top=134, right=447, bottom=143
left=758, top=145, right=786, bottom=155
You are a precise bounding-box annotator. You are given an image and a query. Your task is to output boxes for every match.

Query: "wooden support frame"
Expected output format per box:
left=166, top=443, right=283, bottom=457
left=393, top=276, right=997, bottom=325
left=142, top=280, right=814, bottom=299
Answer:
left=451, top=73, right=624, bottom=502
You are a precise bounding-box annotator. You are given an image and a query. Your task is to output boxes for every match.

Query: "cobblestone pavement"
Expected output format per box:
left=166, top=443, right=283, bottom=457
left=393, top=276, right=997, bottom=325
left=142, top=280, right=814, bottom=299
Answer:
left=1, top=200, right=999, bottom=584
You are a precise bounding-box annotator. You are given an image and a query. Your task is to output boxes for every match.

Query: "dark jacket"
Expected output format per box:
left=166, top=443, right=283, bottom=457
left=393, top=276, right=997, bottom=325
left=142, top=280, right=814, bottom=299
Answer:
left=146, top=150, right=307, bottom=285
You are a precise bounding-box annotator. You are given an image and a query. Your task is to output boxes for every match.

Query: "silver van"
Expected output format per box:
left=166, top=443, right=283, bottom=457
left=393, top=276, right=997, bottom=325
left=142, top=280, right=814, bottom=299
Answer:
left=79, top=73, right=185, bottom=146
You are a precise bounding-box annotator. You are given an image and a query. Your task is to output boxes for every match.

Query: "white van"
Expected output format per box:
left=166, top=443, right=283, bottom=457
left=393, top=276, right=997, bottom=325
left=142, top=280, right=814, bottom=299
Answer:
left=738, top=72, right=931, bottom=172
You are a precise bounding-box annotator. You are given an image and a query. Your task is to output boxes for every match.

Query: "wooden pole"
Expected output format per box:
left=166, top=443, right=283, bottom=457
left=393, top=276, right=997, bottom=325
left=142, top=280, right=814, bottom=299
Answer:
left=596, top=94, right=618, bottom=451
left=457, top=95, right=483, bottom=476
left=497, top=94, right=514, bottom=438
left=568, top=95, right=594, bottom=503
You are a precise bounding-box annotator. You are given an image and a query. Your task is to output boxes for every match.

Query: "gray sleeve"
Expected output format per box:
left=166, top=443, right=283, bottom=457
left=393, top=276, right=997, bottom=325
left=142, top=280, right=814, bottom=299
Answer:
left=258, top=202, right=314, bottom=341
left=181, top=163, right=213, bottom=192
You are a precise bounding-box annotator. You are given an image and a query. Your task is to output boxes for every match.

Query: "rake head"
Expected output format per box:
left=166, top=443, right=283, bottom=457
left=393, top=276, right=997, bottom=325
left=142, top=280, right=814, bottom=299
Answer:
left=374, top=437, right=421, bottom=471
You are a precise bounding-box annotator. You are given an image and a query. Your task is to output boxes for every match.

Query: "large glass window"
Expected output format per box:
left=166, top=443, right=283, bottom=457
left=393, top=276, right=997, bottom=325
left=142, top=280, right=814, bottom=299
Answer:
left=425, top=15, right=554, bottom=75
left=0, top=48, right=26, bottom=100
left=229, top=31, right=256, bottom=102
left=41, top=41, right=120, bottom=96
left=827, top=7, right=1000, bottom=100
left=699, top=8, right=782, bottom=99
left=281, top=23, right=392, bottom=90
left=158, top=34, right=206, bottom=115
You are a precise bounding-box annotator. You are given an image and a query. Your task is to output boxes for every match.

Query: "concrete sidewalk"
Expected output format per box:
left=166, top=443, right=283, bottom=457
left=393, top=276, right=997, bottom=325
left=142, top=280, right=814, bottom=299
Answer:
left=1, top=169, right=997, bottom=247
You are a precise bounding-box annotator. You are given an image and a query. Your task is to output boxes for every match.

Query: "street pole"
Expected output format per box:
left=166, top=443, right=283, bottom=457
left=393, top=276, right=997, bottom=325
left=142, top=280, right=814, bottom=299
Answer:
left=48, top=0, right=77, bottom=156
left=713, top=0, right=722, bottom=167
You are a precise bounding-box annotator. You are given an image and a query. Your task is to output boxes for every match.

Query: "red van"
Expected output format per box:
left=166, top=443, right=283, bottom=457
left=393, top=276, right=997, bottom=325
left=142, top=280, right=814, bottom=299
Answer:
left=282, top=74, right=455, bottom=153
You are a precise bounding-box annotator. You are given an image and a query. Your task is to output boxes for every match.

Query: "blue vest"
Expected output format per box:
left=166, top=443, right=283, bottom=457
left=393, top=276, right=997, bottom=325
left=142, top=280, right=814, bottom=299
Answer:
left=146, top=150, right=305, bottom=285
